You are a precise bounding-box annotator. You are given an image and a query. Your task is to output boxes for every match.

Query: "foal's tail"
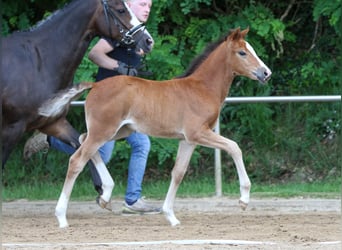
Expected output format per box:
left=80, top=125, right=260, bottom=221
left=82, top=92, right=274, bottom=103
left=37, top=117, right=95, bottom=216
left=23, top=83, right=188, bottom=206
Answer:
left=38, top=82, right=93, bottom=117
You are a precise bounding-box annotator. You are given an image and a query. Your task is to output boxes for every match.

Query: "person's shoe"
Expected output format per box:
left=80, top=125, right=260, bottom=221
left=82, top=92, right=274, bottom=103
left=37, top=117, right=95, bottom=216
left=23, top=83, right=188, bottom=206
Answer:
left=122, top=197, right=162, bottom=215
left=23, top=132, right=49, bottom=160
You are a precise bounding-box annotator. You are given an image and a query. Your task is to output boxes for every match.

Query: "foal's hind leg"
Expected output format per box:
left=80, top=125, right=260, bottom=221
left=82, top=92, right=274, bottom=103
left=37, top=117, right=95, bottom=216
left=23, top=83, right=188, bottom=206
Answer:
left=55, top=146, right=88, bottom=228
left=163, top=140, right=195, bottom=226
left=55, top=137, right=114, bottom=228
left=195, top=129, right=251, bottom=209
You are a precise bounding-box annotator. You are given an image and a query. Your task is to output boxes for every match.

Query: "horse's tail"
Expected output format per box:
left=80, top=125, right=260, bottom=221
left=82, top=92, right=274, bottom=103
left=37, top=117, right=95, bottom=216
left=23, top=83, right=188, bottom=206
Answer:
left=38, top=82, right=93, bottom=117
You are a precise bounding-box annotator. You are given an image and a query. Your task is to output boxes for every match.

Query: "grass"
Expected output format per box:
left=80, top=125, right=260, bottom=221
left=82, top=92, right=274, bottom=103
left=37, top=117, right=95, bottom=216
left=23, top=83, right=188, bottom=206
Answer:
left=251, top=180, right=341, bottom=199
left=2, top=177, right=340, bottom=201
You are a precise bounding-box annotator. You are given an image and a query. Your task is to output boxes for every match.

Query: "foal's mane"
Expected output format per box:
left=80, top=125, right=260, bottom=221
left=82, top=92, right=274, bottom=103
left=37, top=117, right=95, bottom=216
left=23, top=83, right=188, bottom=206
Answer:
left=176, top=31, right=231, bottom=78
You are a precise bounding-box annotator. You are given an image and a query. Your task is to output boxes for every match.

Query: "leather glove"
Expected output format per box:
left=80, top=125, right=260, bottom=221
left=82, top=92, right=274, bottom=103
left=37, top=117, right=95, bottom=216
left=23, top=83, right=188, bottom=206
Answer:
left=115, top=61, right=138, bottom=76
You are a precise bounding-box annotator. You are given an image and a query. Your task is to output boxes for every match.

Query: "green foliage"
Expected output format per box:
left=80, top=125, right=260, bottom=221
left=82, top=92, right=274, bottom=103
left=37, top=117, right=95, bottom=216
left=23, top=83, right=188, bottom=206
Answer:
left=313, top=0, right=342, bottom=35
left=1, top=2, right=33, bottom=34
left=180, top=0, right=211, bottom=14
left=2, top=0, right=340, bottom=186
left=143, top=35, right=184, bottom=80
left=1, top=0, right=69, bottom=35
left=242, top=3, right=286, bottom=57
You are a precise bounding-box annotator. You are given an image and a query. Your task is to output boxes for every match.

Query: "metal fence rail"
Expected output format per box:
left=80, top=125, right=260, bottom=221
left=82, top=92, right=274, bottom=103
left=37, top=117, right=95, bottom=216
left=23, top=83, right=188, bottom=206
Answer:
left=213, top=95, right=341, bottom=196
left=223, top=95, right=341, bottom=103
left=71, top=95, right=341, bottom=196
left=71, top=95, right=341, bottom=106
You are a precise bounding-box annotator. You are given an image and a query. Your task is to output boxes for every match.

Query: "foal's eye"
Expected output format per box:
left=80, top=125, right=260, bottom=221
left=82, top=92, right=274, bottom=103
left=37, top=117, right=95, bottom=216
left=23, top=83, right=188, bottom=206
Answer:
left=118, top=9, right=125, bottom=14
left=238, top=51, right=247, bottom=56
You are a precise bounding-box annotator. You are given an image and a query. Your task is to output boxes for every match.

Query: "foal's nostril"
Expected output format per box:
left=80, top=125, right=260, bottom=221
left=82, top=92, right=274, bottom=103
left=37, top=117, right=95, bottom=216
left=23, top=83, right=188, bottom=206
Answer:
left=146, top=38, right=153, bottom=45
left=264, top=69, right=272, bottom=81
left=255, top=67, right=272, bottom=83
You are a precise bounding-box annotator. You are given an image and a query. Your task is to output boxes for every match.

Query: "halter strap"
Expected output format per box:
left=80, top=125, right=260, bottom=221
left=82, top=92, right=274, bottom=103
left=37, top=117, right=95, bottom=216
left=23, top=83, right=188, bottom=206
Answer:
left=121, top=23, right=145, bottom=47
left=101, top=0, right=146, bottom=47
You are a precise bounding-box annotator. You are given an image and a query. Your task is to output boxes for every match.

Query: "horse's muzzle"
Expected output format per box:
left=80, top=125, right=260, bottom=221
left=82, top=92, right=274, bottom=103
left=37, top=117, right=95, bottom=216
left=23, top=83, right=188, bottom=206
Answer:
left=144, top=38, right=153, bottom=53
left=255, top=67, right=272, bottom=84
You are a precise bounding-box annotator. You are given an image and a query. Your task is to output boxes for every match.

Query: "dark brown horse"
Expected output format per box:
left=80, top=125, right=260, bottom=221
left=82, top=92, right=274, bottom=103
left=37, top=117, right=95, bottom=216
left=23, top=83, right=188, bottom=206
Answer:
left=38, top=28, right=272, bottom=227
left=1, top=0, right=152, bottom=195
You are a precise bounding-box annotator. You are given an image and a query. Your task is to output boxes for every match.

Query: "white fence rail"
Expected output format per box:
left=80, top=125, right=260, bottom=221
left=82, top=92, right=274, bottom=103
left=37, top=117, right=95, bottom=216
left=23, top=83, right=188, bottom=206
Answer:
left=71, top=95, right=341, bottom=106
left=71, top=95, right=341, bottom=196
left=214, top=95, right=341, bottom=196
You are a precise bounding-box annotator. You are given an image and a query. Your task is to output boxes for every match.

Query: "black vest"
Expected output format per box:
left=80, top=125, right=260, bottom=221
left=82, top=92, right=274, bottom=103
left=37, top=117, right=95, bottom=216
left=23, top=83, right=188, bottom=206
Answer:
left=95, top=38, right=141, bottom=81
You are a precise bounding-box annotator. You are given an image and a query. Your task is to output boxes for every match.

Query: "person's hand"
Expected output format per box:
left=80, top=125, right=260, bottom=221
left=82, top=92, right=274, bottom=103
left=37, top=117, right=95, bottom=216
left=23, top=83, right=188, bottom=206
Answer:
left=115, top=61, right=138, bottom=76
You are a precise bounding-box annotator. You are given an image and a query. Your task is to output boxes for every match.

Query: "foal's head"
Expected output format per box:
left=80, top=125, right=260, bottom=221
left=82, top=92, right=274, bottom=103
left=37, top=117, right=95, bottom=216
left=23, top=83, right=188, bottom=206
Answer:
left=227, top=28, right=272, bottom=83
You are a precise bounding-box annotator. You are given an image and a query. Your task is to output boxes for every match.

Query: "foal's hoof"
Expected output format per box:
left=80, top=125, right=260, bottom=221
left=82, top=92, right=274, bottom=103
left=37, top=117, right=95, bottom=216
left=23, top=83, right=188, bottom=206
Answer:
left=55, top=215, right=69, bottom=228
left=96, top=196, right=112, bottom=211
left=170, top=219, right=181, bottom=227
left=238, top=200, right=248, bottom=211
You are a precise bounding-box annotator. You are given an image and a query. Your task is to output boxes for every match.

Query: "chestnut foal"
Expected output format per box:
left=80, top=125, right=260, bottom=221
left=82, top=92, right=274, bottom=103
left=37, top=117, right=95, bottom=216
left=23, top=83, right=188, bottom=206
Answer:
left=39, top=28, right=271, bottom=228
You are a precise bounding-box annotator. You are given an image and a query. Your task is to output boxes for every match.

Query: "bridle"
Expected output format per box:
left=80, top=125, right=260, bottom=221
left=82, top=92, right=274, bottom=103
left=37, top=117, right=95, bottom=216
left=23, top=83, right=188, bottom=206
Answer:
left=101, top=0, right=146, bottom=47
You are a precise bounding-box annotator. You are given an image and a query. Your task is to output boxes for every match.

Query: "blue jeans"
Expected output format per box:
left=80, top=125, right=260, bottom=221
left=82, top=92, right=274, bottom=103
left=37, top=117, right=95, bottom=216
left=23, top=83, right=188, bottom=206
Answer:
left=49, top=132, right=150, bottom=205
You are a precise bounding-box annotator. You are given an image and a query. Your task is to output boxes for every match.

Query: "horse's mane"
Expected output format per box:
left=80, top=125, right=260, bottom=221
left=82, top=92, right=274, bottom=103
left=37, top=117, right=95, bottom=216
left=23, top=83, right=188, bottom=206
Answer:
left=29, top=0, right=81, bottom=32
left=176, top=31, right=231, bottom=78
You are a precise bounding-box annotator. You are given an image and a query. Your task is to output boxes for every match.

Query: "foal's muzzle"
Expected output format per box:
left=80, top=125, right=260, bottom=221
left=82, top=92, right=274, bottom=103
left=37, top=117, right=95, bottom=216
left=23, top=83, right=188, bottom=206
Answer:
left=254, top=67, right=272, bottom=84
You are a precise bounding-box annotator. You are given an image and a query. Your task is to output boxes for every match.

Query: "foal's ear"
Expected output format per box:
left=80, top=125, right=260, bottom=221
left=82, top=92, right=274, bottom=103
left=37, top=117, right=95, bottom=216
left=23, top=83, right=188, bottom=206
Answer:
left=240, top=27, right=249, bottom=38
left=228, top=27, right=249, bottom=41
left=228, top=27, right=241, bottom=41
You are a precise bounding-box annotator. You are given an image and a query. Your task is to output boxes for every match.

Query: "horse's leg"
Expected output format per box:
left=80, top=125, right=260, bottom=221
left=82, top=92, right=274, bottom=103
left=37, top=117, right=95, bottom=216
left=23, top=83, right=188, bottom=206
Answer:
left=2, top=121, right=26, bottom=168
left=78, top=133, right=113, bottom=210
left=55, top=144, right=89, bottom=228
left=163, top=140, right=196, bottom=226
left=40, top=118, right=104, bottom=196
left=195, top=129, right=251, bottom=209
left=55, top=136, right=114, bottom=228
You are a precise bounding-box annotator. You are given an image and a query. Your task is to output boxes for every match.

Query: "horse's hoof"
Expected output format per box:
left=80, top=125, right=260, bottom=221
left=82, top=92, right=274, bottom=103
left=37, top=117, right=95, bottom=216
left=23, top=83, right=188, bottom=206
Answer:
left=96, top=196, right=112, bottom=211
left=59, top=222, right=69, bottom=229
left=164, top=211, right=181, bottom=227
left=56, top=216, right=69, bottom=228
left=238, top=200, right=248, bottom=210
left=171, top=220, right=181, bottom=227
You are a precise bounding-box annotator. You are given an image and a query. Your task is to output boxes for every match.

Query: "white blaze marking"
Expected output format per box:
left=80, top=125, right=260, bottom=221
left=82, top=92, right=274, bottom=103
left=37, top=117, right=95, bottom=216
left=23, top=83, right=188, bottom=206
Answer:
left=246, top=42, right=272, bottom=75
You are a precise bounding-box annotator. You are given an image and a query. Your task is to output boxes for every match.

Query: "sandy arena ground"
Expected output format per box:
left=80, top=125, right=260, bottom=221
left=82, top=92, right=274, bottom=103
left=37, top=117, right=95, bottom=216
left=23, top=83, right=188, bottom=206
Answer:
left=2, top=197, right=341, bottom=249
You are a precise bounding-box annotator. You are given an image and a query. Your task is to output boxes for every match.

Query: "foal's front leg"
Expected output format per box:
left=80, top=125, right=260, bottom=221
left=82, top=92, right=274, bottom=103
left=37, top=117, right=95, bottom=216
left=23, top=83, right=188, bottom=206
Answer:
left=196, top=130, right=251, bottom=209
left=163, top=140, right=195, bottom=226
left=78, top=133, right=114, bottom=210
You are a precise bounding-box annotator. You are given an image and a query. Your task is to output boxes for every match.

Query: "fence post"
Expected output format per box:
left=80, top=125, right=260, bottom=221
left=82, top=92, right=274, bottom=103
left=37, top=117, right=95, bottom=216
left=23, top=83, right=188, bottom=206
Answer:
left=214, top=119, right=222, bottom=197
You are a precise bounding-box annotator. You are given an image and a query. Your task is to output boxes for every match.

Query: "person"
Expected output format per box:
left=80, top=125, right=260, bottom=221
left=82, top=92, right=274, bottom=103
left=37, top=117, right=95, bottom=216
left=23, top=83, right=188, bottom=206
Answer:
left=24, top=0, right=160, bottom=215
